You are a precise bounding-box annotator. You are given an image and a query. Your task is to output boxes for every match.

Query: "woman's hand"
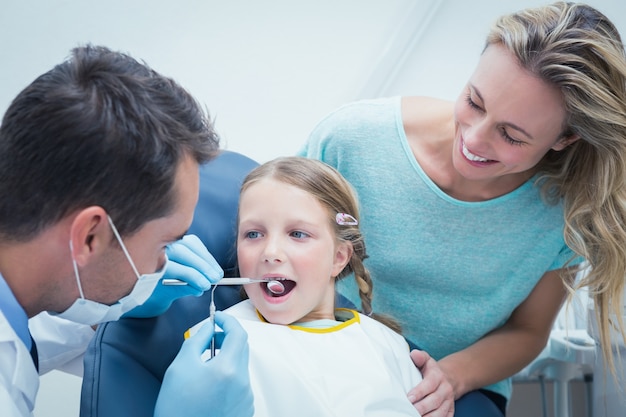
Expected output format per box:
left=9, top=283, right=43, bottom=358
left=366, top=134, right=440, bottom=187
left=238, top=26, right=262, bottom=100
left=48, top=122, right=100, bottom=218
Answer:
left=407, top=350, right=455, bottom=417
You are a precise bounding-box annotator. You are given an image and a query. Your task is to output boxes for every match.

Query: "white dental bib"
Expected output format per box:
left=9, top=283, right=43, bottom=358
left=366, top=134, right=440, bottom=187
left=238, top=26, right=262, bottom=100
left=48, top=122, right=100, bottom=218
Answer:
left=188, top=299, right=422, bottom=417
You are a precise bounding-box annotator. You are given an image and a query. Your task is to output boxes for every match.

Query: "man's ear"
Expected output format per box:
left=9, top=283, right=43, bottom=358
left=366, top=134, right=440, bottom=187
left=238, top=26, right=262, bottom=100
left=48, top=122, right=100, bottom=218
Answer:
left=551, top=133, right=580, bottom=152
left=332, top=241, right=353, bottom=277
left=69, top=206, right=109, bottom=266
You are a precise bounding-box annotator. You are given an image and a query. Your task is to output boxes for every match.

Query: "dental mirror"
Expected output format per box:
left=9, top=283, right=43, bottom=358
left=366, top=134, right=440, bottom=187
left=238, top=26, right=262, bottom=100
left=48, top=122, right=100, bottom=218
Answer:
left=267, top=280, right=286, bottom=295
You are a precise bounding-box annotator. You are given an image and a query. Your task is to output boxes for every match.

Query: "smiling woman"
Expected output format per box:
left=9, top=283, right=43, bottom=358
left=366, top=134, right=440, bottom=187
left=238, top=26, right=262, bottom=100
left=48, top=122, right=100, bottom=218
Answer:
left=449, top=43, right=574, bottom=199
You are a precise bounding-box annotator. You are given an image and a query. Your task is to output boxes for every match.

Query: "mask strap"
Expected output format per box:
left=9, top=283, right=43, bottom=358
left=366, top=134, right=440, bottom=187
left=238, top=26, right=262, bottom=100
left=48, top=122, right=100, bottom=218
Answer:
left=107, top=215, right=141, bottom=279
left=69, top=240, right=86, bottom=300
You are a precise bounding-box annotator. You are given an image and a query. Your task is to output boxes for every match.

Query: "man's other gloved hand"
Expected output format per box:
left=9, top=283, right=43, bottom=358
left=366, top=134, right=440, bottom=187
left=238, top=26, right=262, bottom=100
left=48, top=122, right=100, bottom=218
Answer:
left=155, top=312, right=254, bottom=417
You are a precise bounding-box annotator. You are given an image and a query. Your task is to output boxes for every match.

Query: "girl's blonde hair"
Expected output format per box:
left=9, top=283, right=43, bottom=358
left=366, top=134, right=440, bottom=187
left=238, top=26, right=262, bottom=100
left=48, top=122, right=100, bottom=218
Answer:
left=487, top=2, right=626, bottom=374
left=240, top=156, right=401, bottom=333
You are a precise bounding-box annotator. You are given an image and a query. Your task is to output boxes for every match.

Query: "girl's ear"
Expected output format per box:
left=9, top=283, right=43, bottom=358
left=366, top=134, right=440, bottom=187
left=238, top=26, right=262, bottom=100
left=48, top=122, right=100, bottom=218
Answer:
left=332, top=241, right=353, bottom=277
left=551, top=133, right=580, bottom=151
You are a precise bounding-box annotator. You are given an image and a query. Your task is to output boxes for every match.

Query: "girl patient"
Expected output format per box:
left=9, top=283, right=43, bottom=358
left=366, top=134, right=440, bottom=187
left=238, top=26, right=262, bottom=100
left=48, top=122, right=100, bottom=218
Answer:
left=188, top=156, right=422, bottom=417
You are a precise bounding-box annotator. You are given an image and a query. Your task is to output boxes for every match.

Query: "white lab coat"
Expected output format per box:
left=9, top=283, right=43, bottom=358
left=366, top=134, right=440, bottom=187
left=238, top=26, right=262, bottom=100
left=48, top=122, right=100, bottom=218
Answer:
left=0, top=309, right=39, bottom=417
left=28, top=312, right=95, bottom=376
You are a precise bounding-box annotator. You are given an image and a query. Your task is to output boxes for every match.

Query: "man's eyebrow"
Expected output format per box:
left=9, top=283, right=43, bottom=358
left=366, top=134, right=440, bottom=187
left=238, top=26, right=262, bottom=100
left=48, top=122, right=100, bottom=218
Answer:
left=472, top=84, right=534, bottom=140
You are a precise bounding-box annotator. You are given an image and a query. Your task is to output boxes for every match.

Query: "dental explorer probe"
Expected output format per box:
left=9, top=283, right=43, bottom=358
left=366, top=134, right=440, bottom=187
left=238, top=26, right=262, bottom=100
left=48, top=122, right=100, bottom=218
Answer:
left=183, top=278, right=288, bottom=359
left=209, top=285, right=217, bottom=358
left=201, top=278, right=286, bottom=359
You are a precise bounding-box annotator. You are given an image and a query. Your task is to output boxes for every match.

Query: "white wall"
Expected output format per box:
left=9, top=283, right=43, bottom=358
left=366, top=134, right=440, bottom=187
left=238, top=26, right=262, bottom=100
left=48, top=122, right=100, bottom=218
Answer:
left=1, top=1, right=623, bottom=416
left=1, top=0, right=624, bottom=164
left=0, top=0, right=416, bottom=164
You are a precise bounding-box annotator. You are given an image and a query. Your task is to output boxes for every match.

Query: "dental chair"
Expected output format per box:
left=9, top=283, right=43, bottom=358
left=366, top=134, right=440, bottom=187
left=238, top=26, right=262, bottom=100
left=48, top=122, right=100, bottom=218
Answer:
left=80, top=150, right=258, bottom=417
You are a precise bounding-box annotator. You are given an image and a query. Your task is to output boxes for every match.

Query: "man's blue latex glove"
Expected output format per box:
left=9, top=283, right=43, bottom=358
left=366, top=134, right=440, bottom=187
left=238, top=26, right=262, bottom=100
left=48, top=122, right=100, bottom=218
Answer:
left=124, top=234, right=223, bottom=318
left=155, top=311, right=254, bottom=417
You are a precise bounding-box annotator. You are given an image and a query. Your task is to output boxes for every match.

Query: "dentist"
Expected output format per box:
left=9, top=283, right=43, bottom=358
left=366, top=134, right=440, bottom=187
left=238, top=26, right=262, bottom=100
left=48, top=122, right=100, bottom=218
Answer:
left=0, top=44, right=253, bottom=417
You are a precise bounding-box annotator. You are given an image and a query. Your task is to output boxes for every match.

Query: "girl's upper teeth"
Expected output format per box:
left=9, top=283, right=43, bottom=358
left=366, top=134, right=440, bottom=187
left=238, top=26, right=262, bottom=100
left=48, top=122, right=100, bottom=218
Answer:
left=462, top=142, right=489, bottom=162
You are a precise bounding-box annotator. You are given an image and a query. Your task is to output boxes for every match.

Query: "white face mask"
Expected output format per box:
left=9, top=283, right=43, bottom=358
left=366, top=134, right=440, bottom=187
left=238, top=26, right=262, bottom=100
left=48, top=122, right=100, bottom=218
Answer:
left=54, top=216, right=167, bottom=325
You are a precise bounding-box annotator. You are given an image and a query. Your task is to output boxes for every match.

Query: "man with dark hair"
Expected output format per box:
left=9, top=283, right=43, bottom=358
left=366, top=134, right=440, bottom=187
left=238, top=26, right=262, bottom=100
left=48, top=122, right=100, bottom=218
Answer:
left=0, top=45, right=253, bottom=417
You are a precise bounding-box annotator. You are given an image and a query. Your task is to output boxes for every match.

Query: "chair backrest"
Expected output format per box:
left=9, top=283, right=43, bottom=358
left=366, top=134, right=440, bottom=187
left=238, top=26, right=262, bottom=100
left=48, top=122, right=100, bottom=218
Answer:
left=80, top=150, right=258, bottom=417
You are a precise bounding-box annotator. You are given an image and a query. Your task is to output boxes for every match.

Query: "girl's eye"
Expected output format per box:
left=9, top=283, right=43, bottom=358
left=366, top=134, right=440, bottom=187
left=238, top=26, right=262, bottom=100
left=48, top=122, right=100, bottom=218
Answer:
left=465, top=93, right=482, bottom=111
left=245, top=231, right=261, bottom=239
left=500, top=127, right=524, bottom=146
left=290, top=231, right=309, bottom=239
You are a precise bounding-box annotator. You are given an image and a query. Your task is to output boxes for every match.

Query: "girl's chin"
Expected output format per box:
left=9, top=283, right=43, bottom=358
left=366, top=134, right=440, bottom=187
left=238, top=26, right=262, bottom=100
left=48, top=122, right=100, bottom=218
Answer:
left=260, top=311, right=298, bottom=325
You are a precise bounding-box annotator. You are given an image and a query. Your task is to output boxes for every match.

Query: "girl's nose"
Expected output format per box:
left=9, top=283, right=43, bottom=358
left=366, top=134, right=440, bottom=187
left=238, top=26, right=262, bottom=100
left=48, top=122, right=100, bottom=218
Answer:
left=264, top=255, right=283, bottom=263
left=262, top=238, right=283, bottom=263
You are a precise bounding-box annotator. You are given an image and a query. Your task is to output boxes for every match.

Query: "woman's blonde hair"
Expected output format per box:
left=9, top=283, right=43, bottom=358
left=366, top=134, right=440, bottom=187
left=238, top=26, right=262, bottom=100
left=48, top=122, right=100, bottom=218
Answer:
left=240, top=156, right=402, bottom=333
left=487, top=2, right=626, bottom=374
